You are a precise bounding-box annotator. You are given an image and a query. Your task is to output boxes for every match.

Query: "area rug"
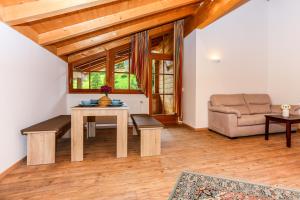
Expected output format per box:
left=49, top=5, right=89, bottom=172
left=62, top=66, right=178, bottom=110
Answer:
left=169, top=171, right=300, bottom=200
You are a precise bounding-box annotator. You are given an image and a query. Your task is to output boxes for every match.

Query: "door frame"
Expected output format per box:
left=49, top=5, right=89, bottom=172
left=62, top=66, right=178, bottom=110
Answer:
left=148, top=53, right=178, bottom=124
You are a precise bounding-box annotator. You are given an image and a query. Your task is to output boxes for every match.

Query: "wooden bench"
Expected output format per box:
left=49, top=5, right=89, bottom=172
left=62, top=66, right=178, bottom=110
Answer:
left=131, top=114, right=164, bottom=157
left=21, top=115, right=71, bottom=165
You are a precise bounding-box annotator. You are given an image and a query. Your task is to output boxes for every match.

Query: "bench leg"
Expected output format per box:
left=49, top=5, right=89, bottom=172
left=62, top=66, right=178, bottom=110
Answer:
left=27, top=132, right=56, bottom=165
left=140, top=128, right=161, bottom=157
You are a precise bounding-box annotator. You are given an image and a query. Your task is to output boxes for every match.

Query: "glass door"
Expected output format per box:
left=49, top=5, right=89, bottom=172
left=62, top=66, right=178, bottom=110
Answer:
left=149, top=32, right=178, bottom=124
left=151, top=59, right=175, bottom=115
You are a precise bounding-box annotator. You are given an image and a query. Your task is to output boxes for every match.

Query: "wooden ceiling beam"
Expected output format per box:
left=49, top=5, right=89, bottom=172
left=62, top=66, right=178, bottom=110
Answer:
left=38, top=0, right=201, bottom=45
left=68, top=23, right=174, bottom=63
left=0, top=5, right=3, bottom=21
left=82, top=64, right=106, bottom=72
left=72, top=51, right=107, bottom=67
left=68, top=37, right=130, bottom=63
left=57, top=5, right=197, bottom=56
left=2, top=0, right=120, bottom=25
left=13, top=25, right=39, bottom=42
left=198, top=0, right=249, bottom=29
left=76, top=57, right=107, bottom=68
left=10, top=25, right=67, bottom=61
left=185, top=0, right=248, bottom=36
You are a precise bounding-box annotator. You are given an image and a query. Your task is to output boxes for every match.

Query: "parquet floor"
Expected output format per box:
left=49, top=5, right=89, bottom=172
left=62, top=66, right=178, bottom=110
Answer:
left=1, top=126, right=300, bottom=199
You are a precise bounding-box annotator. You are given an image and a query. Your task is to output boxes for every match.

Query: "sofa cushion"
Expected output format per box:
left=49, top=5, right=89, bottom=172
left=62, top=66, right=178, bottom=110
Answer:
left=229, top=105, right=251, bottom=115
left=244, top=94, right=271, bottom=114
left=238, top=114, right=266, bottom=126
left=210, top=94, right=250, bottom=115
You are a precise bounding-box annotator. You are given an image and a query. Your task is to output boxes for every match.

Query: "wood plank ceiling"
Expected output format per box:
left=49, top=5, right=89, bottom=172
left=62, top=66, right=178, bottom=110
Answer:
left=0, top=0, right=248, bottom=65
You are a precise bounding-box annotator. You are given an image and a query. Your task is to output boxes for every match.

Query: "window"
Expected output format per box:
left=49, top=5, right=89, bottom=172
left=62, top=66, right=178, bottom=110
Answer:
left=113, top=46, right=139, bottom=92
left=151, top=33, right=173, bottom=55
left=69, top=46, right=140, bottom=93
left=71, top=56, right=106, bottom=91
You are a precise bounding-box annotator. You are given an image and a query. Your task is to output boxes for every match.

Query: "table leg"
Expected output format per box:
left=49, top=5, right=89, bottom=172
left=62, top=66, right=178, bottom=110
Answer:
left=265, top=117, right=270, bottom=140
left=286, top=122, right=292, bottom=148
left=116, top=110, right=128, bottom=158
left=71, top=111, right=84, bottom=161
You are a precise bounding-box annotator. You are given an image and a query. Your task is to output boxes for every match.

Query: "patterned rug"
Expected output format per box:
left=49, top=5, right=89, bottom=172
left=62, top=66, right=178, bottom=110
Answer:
left=169, top=171, right=300, bottom=200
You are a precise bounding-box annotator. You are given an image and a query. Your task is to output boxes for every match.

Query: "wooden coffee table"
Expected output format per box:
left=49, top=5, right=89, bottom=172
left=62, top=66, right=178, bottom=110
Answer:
left=265, top=115, right=300, bottom=147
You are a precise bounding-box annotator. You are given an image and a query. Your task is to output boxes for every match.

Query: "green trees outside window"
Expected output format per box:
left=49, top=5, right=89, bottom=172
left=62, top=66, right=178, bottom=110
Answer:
left=71, top=46, right=140, bottom=92
left=114, top=60, right=139, bottom=90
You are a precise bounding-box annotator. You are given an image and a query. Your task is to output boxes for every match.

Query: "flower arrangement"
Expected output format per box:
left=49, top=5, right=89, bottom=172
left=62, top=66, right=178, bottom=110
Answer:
left=281, top=104, right=291, bottom=117
left=99, top=85, right=112, bottom=107
left=100, top=85, right=112, bottom=96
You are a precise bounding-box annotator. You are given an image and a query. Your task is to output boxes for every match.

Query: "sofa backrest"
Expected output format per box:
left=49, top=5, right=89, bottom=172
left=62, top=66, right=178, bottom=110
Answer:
left=210, top=94, right=272, bottom=115
left=243, top=94, right=271, bottom=114
left=210, top=94, right=250, bottom=115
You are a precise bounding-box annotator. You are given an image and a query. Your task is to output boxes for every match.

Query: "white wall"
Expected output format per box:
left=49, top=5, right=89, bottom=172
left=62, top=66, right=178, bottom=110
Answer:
left=267, top=0, right=300, bottom=105
left=67, top=94, right=149, bottom=116
left=183, top=0, right=269, bottom=128
left=0, top=23, right=67, bottom=173
left=183, top=31, right=197, bottom=128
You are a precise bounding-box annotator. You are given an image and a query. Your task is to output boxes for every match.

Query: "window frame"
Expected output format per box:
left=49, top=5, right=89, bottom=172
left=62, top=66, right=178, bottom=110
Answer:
left=68, top=45, right=143, bottom=94
left=111, top=45, right=141, bottom=93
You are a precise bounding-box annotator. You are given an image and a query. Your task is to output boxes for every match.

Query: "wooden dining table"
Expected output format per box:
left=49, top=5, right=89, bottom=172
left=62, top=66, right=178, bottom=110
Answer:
left=71, top=105, right=129, bottom=162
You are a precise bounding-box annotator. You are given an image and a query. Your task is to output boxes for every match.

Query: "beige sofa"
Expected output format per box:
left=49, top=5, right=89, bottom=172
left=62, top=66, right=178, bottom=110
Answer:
left=208, top=94, right=300, bottom=138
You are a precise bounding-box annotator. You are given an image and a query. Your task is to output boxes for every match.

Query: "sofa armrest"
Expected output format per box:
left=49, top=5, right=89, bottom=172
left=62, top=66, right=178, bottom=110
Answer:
left=208, top=105, right=241, bottom=118
left=208, top=112, right=238, bottom=138
left=291, top=105, right=300, bottom=115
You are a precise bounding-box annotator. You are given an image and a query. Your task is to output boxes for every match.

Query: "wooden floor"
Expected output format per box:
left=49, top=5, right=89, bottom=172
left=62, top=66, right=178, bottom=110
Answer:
left=1, top=126, right=300, bottom=199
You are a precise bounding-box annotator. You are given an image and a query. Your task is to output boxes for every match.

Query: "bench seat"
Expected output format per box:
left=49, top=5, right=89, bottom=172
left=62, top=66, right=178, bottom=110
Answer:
left=131, top=114, right=164, bottom=129
left=131, top=114, right=164, bottom=157
left=21, top=115, right=71, bottom=165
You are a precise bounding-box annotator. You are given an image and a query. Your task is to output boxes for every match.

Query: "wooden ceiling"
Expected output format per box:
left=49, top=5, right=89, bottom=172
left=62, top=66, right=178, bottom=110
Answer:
left=0, top=0, right=248, bottom=65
